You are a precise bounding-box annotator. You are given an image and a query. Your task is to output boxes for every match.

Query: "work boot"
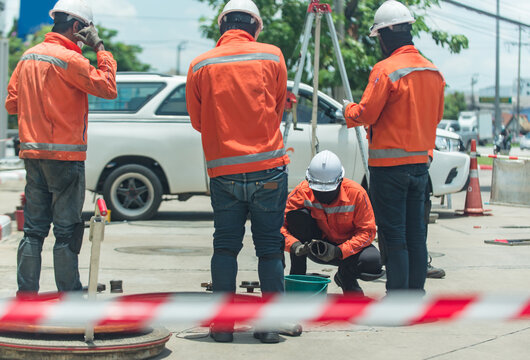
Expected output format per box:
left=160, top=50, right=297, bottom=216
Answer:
left=209, top=324, right=234, bottom=343
left=427, top=256, right=445, bottom=279
left=334, top=272, right=363, bottom=294
left=254, top=331, right=280, bottom=343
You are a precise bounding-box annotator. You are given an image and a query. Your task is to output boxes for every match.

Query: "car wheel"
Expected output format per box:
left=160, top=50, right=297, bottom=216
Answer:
left=103, top=164, right=163, bottom=221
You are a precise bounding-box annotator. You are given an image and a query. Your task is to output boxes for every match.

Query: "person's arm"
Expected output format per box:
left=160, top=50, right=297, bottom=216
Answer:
left=281, top=187, right=307, bottom=253
left=185, top=64, right=201, bottom=132
left=64, top=51, right=117, bottom=100
left=275, top=52, right=288, bottom=123
left=337, top=189, right=377, bottom=259
left=438, top=80, right=446, bottom=125
left=344, top=67, right=392, bottom=128
left=5, top=65, right=20, bottom=115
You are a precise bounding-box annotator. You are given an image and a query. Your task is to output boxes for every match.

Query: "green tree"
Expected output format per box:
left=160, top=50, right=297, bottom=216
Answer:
left=196, top=0, right=468, bottom=93
left=443, top=91, right=467, bottom=119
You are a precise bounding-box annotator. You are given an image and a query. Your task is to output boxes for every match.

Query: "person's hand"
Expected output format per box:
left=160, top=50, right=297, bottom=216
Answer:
left=342, top=100, right=349, bottom=117
left=75, top=24, right=104, bottom=51
left=290, top=241, right=310, bottom=257
left=309, top=240, right=342, bottom=262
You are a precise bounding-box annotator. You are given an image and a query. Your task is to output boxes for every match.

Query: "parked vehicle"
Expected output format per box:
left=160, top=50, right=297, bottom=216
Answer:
left=477, top=111, right=493, bottom=145
left=520, top=133, right=530, bottom=150
left=86, top=73, right=469, bottom=221
left=438, top=119, right=478, bottom=151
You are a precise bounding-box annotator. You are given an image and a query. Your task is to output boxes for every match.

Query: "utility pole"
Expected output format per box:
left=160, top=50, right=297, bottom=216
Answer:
left=0, top=0, right=8, bottom=159
left=494, top=0, right=501, bottom=137
left=515, top=26, right=522, bottom=134
left=471, top=73, right=478, bottom=110
left=176, top=41, right=187, bottom=75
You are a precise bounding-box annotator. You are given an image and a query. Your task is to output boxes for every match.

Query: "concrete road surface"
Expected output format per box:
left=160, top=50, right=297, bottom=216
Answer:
left=0, top=166, right=529, bottom=360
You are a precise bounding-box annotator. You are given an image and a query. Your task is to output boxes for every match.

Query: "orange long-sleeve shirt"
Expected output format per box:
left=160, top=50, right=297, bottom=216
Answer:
left=282, top=178, right=376, bottom=259
left=344, top=45, right=445, bottom=167
left=5, top=32, right=117, bottom=161
left=186, top=30, right=289, bottom=177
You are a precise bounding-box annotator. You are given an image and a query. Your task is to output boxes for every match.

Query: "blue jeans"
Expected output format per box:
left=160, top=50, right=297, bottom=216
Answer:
left=369, top=164, right=428, bottom=292
left=209, top=167, right=288, bottom=294
left=17, top=159, right=85, bottom=294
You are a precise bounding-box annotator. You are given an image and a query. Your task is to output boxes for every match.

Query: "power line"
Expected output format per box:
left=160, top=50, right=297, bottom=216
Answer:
left=441, top=0, right=530, bottom=28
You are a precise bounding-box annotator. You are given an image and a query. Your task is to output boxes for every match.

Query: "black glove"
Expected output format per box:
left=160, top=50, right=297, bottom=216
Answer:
left=309, top=240, right=342, bottom=262
left=75, top=24, right=103, bottom=51
left=290, top=241, right=310, bottom=257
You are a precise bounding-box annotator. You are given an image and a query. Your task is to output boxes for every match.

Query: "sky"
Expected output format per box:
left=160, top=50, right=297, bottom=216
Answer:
left=2, top=0, right=529, bottom=95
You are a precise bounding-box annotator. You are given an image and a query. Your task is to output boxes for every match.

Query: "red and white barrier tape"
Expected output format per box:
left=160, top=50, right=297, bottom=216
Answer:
left=1, top=293, right=529, bottom=328
left=475, top=153, right=530, bottom=161
left=0, top=138, right=13, bottom=143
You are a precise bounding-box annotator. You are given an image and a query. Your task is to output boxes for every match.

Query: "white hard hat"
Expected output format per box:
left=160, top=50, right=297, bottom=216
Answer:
left=306, top=150, right=345, bottom=192
left=49, top=0, right=93, bottom=25
left=369, top=0, right=415, bottom=37
left=217, top=0, right=264, bottom=39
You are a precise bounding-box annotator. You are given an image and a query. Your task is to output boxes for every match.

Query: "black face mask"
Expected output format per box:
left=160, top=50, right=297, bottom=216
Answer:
left=313, top=185, right=341, bottom=204
left=379, top=25, right=414, bottom=58
left=220, top=12, right=258, bottom=38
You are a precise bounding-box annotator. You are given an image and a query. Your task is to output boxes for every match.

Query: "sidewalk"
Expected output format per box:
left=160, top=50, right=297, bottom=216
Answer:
left=0, top=167, right=529, bottom=359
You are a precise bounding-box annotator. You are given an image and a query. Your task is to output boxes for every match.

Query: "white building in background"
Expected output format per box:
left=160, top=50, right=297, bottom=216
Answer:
left=475, top=79, right=530, bottom=112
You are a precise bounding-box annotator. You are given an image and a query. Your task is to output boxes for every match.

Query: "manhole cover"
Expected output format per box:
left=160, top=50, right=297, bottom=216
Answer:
left=128, top=221, right=212, bottom=228
left=114, top=246, right=209, bottom=256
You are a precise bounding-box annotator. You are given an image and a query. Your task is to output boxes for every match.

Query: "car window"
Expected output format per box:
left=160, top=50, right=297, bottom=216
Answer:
left=88, top=82, right=166, bottom=112
left=282, top=90, right=339, bottom=124
left=156, top=84, right=188, bottom=116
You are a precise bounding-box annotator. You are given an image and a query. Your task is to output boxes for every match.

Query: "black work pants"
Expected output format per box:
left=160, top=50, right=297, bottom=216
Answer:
left=286, top=209, right=382, bottom=289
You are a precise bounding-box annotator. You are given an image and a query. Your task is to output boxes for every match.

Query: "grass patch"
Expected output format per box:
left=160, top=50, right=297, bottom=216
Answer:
left=477, top=156, right=494, bottom=166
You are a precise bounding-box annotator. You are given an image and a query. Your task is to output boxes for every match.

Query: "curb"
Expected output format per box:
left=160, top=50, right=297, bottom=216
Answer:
left=479, top=165, right=493, bottom=170
left=0, top=215, right=11, bottom=241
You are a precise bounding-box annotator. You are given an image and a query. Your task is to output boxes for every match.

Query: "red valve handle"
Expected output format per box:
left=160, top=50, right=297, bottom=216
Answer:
left=97, top=198, right=108, bottom=216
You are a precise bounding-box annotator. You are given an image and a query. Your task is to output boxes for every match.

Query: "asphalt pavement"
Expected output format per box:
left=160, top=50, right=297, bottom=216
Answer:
left=0, top=165, right=529, bottom=360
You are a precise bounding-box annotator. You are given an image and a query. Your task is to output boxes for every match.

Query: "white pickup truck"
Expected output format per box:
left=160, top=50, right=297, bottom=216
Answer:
left=86, top=73, right=470, bottom=221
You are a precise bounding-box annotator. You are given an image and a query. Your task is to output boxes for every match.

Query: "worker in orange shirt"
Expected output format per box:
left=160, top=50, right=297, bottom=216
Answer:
left=282, top=151, right=383, bottom=294
left=343, top=0, right=445, bottom=292
left=186, top=0, right=289, bottom=343
left=5, top=0, right=117, bottom=296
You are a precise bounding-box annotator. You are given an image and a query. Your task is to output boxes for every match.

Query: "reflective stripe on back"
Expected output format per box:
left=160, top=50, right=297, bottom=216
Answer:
left=388, top=67, right=439, bottom=83
left=21, top=142, right=87, bottom=152
left=207, top=148, right=286, bottom=169
left=303, top=200, right=355, bottom=214
left=20, top=53, right=68, bottom=70
left=193, top=53, right=280, bottom=72
left=369, top=148, right=428, bottom=159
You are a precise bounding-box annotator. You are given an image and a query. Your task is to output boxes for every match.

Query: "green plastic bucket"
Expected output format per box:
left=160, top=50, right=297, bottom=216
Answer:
left=284, top=275, right=331, bottom=296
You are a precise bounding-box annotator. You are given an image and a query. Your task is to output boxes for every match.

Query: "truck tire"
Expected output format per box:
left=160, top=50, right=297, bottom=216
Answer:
left=103, top=164, right=163, bottom=221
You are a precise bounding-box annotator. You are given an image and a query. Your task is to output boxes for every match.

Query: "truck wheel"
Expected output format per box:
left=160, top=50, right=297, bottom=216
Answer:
left=103, top=164, right=162, bottom=221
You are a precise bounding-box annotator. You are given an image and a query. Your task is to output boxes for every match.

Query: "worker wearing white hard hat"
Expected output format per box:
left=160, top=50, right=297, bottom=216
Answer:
left=186, top=0, right=288, bottom=344
left=282, top=151, right=383, bottom=294
left=343, top=1, right=445, bottom=293
left=6, top=0, right=117, bottom=295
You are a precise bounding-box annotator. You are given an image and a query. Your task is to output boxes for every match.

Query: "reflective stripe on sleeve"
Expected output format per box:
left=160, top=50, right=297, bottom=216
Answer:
left=193, top=53, right=280, bottom=72
left=369, top=148, right=428, bottom=159
left=20, top=142, right=87, bottom=152
left=388, top=67, right=439, bottom=83
left=20, top=54, right=68, bottom=70
left=206, top=148, right=286, bottom=169
left=303, top=200, right=355, bottom=214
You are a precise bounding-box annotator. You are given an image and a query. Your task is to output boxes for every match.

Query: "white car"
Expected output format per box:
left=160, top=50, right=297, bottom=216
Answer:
left=86, top=73, right=469, bottom=220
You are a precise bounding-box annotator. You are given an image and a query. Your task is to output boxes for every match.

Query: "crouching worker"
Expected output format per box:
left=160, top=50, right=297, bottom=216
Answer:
left=282, top=151, right=383, bottom=294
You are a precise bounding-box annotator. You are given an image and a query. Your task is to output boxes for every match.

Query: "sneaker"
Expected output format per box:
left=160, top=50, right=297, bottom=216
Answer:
left=427, top=255, right=445, bottom=278
left=426, top=263, right=446, bottom=279
left=333, top=272, right=363, bottom=294
left=209, top=324, right=234, bottom=343
left=254, top=331, right=280, bottom=344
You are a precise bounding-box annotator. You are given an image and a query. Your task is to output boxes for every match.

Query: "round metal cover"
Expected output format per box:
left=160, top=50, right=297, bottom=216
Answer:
left=114, top=246, right=209, bottom=256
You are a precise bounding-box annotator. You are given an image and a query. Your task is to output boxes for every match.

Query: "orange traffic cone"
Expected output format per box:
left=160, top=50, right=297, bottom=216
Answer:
left=461, top=140, right=490, bottom=216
